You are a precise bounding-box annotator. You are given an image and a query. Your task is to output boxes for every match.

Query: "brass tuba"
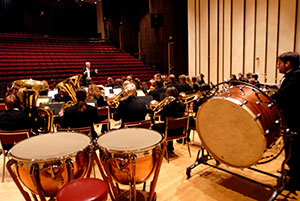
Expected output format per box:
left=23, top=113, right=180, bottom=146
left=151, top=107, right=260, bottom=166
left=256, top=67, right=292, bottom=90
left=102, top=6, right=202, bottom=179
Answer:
left=56, top=74, right=82, bottom=110
left=12, top=79, right=54, bottom=133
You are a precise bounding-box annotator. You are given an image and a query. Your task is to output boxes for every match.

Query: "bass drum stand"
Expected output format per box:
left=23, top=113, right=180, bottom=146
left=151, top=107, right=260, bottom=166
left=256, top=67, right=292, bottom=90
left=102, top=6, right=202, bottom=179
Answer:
left=186, top=130, right=294, bottom=201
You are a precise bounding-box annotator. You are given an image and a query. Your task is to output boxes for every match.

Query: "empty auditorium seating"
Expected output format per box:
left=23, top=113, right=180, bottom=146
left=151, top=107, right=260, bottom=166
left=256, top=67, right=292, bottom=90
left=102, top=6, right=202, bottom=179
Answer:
left=0, top=33, right=158, bottom=86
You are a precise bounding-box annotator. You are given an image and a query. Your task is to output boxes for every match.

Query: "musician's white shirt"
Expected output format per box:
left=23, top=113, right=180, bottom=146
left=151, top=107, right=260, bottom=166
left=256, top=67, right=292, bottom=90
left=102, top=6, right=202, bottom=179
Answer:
left=86, top=68, right=91, bottom=78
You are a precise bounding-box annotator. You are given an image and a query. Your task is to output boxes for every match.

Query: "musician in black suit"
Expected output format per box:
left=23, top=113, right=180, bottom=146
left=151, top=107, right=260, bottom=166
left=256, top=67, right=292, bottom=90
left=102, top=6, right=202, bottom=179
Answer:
left=179, top=74, right=193, bottom=94
left=82, top=61, right=98, bottom=86
left=148, top=78, right=166, bottom=101
left=152, top=86, right=185, bottom=154
left=60, top=87, right=100, bottom=139
left=0, top=94, right=30, bottom=150
left=166, top=74, right=181, bottom=92
left=113, top=83, right=149, bottom=128
left=271, top=52, right=300, bottom=190
left=0, top=94, right=29, bottom=131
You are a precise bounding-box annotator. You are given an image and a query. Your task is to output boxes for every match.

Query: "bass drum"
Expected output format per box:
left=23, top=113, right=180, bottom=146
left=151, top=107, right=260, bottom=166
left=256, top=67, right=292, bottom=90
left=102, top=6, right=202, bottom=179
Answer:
left=9, top=132, right=91, bottom=197
left=196, top=84, right=282, bottom=168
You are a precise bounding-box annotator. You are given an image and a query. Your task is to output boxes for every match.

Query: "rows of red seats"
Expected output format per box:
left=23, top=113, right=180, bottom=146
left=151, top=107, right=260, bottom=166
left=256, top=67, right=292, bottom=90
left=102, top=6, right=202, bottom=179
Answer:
left=0, top=33, right=158, bottom=86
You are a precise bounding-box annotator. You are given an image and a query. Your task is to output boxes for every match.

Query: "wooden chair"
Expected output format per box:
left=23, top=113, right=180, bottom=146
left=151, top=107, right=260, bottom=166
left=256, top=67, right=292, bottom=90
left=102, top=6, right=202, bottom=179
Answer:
left=124, top=119, right=152, bottom=129
left=0, top=103, right=6, bottom=111
left=57, top=126, right=92, bottom=137
left=164, top=115, right=191, bottom=162
left=0, top=129, right=30, bottom=182
left=94, top=106, right=111, bottom=136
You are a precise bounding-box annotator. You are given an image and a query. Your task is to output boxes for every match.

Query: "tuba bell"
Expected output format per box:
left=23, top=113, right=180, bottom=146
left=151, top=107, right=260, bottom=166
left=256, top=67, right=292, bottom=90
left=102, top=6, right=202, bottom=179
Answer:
left=12, top=79, right=54, bottom=134
left=56, top=74, right=82, bottom=110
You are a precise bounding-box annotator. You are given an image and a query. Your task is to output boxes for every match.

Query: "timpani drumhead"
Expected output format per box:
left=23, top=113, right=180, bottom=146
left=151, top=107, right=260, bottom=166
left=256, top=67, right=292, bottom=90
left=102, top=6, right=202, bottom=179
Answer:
left=196, top=97, right=266, bottom=168
left=10, top=132, right=91, bottom=161
left=97, top=128, right=163, bottom=152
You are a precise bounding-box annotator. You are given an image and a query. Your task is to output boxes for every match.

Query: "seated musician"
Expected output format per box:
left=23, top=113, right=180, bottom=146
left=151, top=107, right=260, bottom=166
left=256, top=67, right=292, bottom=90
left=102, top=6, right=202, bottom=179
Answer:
left=59, top=87, right=101, bottom=139
left=152, top=86, right=185, bottom=154
left=179, top=74, right=193, bottom=94
left=113, top=83, right=149, bottom=128
left=0, top=94, right=30, bottom=150
left=148, top=79, right=166, bottom=101
left=54, top=86, right=72, bottom=103
left=87, top=84, right=106, bottom=107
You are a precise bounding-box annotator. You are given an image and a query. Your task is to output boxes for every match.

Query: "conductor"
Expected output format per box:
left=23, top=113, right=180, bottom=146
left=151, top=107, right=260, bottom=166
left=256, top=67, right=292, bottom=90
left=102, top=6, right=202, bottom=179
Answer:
left=82, top=61, right=98, bottom=86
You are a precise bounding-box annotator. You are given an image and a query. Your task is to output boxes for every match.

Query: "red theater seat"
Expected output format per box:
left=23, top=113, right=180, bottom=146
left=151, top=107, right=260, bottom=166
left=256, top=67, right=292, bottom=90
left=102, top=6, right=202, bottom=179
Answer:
left=56, top=178, right=108, bottom=201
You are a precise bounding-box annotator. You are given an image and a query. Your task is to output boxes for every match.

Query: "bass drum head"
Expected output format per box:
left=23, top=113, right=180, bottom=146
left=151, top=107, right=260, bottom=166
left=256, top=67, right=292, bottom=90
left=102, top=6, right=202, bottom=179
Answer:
left=196, top=97, right=266, bottom=168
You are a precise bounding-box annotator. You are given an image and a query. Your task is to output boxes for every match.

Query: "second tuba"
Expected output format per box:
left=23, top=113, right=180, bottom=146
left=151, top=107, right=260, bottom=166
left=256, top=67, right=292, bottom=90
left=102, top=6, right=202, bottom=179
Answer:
left=56, top=74, right=82, bottom=110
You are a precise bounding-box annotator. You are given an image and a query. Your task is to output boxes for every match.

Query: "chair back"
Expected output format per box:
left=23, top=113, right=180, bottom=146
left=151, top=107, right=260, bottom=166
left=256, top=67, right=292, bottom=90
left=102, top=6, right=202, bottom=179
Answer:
left=0, top=129, right=30, bottom=151
left=165, top=115, right=189, bottom=140
left=124, top=119, right=152, bottom=129
left=0, top=103, right=6, bottom=111
left=97, top=106, right=110, bottom=119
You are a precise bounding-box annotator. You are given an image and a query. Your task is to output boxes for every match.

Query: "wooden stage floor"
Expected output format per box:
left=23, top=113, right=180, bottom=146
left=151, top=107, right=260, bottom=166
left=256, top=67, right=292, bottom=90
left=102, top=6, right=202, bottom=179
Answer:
left=1, top=132, right=300, bottom=201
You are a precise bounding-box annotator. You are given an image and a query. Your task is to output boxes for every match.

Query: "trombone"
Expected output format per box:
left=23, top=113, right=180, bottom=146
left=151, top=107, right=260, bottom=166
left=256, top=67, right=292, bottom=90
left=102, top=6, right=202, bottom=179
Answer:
left=149, top=96, right=176, bottom=115
left=106, top=87, right=136, bottom=108
left=179, top=92, right=203, bottom=104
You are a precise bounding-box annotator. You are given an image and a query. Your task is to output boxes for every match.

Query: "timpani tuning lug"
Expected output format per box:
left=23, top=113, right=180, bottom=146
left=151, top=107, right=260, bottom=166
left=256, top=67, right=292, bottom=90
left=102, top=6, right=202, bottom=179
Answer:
left=264, top=130, right=270, bottom=135
left=254, top=113, right=262, bottom=120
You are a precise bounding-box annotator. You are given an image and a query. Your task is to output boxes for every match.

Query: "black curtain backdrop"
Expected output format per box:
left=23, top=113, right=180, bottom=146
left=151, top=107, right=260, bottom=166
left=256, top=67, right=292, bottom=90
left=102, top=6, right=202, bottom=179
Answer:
left=0, top=0, right=97, bottom=37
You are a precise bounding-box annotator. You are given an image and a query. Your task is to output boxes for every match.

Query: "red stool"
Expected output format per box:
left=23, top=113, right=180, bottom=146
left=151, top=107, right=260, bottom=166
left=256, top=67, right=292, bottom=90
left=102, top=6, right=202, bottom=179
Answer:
left=56, top=178, right=109, bottom=201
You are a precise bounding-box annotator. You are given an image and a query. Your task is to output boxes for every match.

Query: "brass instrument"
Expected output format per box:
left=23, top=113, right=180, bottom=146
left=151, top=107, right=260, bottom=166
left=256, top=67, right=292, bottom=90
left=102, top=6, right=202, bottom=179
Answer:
left=56, top=74, right=82, bottom=110
left=12, top=79, right=53, bottom=133
left=179, top=92, right=204, bottom=104
left=149, top=96, right=176, bottom=114
left=106, top=87, right=136, bottom=108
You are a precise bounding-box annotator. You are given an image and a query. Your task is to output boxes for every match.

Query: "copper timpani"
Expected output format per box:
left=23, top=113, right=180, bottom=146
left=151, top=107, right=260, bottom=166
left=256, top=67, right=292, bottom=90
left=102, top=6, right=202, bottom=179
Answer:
left=196, top=84, right=282, bottom=168
left=97, top=128, right=163, bottom=185
left=9, top=132, right=92, bottom=197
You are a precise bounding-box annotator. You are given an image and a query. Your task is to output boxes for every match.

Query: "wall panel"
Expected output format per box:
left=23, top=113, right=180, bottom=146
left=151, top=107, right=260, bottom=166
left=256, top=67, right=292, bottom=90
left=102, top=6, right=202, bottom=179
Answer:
left=254, top=0, right=267, bottom=81
left=209, top=0, right=219, bottom=84
left=244, top=0, right=255, bottom=77
left=218, top=0, right=224, bottom=82
left=188, top=0, right=299, bottom=85
left=266, top=0, right=279, bottom=83
left=296, top=0, right=300, bottom=53
left=231, top=0, right=244, bottom=76
left=200, top=0, right=209, bottom=80
left=277, top=0, right=297, bottom=82
left=188, top=0, right=196, bottom=76
left=223, top=0, right=232, bottom=80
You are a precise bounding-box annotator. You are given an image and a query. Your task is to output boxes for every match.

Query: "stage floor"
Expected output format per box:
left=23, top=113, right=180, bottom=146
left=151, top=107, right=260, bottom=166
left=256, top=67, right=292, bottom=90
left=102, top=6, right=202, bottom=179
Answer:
left=1, top=130, right=300, bottom=201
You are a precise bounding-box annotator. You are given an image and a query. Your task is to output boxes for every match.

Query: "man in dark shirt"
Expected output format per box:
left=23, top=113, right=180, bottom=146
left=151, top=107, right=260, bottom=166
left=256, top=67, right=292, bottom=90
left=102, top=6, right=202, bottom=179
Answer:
left=0, top=94, right=29, bottom=131
left=0, top=94, right=30, bottom=151
left=271, top=51, right=300, bottom=190
left=178, top=74, right=192, bottom=94
left=148, top=79, right=166, bottom=101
